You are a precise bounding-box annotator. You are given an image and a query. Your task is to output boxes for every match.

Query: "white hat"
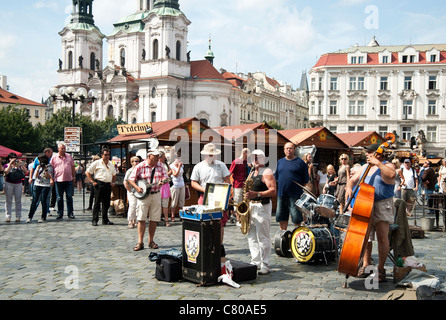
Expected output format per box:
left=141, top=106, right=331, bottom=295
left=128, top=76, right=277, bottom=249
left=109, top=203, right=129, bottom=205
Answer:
left=200, top=143, right=221, bottom=155
left=147, top=149, right=160, bottom=156
left=251, top=149, right=265, bottom=157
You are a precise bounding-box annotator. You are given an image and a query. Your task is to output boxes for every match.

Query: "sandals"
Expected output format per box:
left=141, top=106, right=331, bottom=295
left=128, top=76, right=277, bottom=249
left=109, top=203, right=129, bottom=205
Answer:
left=133, top=243, right=144, bottom=251
left=149, top=241, right=159, bottom=249
left=378, top=268, right=387, bottom=283
left=357, top=266, right=371, bottom=278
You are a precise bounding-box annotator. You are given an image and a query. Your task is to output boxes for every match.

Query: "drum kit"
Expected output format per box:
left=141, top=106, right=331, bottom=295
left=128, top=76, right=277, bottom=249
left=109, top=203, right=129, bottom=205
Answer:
left=274, top=182, right=351, bottom=265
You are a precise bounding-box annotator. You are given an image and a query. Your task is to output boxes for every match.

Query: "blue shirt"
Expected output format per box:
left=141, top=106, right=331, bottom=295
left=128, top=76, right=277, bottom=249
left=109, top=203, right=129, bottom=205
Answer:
left=274, top=156, right=309, bottom=197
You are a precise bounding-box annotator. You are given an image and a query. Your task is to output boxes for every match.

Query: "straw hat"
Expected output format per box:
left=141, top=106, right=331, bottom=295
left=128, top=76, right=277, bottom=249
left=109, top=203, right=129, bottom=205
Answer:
left=200, top=143, right=221, bottom=155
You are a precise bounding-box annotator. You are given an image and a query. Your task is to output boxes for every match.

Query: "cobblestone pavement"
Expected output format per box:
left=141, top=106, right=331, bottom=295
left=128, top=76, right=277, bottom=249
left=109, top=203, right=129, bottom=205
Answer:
left=0, top=191, right=444, bottom=302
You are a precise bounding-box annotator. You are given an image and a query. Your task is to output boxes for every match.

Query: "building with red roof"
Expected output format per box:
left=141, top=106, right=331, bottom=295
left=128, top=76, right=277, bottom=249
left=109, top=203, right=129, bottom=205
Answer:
left=309, top=37, right=446, bottom=157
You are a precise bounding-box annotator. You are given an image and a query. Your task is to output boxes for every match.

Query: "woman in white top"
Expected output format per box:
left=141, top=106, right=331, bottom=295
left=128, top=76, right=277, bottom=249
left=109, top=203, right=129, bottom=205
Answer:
left=438, top=159, right=446, bottom=193
left=170, top=153, right=185, bottom=222
left=317, top=164, right=328, bottom=196
left=124, top=156, right=141, bottom=228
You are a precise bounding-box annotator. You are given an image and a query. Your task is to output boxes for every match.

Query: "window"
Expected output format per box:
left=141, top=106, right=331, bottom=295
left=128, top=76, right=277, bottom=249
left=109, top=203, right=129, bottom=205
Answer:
left=357, top=126, right=364, bottom=132
left=402, top=55, right=416, bottom=63
left=348, top=126, right=356, bottom=132
left=34, top=110, right=39, bottom=118
left=402, top=100, right=413, bottom=119
left=176, top=41, right=181, bottom=60
left=90, top=52, right=96, bottom=71
left=318, top=78, right=322, bottom=90
left=404, top=76, right=412, bottom=90
left=379, top=100, right=388, bottom=115
left=120, top=49, right=126, bottom=67
left=311, top=78, right=316, bottom=91
left=380, top=77, right=388, bottom=90
left=378, top=126, right=388, bottom=138
left=428, top=76, right=437, bottom=90
left=427, top=126, right=437, bottom=142
left=68, top=51, right=73, bottom=69
left=153, top=39, right=159, bottom=59
left=357, top=77, right=364, bottom=90
left=349, top=100, right=365, bottom=115
left=349, top=77, right=357, bottom=90
left=401, top=126, right=413, bottom=141
left=349, top=77, right=364, bottom=90
left=310, top=101, right=316, bottom=115
left=428, top=100, right=437, bottom=115
left=382, top=56, right=389, bottom=64
left=358, top=56, right=364, bottom=64
left=351, top=57, right=357, bottom=64
left=151, top=111, right=156, bottom=122
left=329, top=126, right=337, bottom=133
left=430, top=55, right=437, bottom=63
left=329, top=100, right=337, bottom=115
left=330, top=77, right=337, bottom=90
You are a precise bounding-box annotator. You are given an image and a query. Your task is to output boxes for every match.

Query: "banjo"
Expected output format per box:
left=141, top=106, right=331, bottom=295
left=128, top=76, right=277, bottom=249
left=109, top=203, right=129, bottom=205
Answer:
left=132, top=178, right=171, bottom=199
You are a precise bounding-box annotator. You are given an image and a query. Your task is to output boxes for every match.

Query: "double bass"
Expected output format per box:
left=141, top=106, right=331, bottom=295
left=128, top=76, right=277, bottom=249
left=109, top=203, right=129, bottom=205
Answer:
left=337, top=133, right=395, bottom=283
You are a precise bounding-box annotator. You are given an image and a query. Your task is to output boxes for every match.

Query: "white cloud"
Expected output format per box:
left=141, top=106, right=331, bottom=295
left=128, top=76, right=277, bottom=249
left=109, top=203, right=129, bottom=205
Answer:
left=0, top=34, right=17, bottom=61
left=33, top=0, right=59, bottom=11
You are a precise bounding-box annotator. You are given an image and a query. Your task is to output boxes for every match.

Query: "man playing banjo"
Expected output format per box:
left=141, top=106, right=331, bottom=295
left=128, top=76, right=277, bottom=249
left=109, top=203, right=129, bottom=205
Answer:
left=128, top=149, right=169, bottom=251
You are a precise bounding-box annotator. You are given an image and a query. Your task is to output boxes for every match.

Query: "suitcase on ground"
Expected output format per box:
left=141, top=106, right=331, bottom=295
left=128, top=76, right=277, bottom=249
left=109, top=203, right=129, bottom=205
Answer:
left=155, top=258, right=183, bottom=282
left=230, top=260, right=257, bottom=282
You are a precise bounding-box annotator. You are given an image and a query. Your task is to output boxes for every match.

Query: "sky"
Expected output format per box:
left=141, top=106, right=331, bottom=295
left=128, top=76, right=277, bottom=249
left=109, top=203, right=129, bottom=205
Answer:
left=1, top=0, right=446, bottom=103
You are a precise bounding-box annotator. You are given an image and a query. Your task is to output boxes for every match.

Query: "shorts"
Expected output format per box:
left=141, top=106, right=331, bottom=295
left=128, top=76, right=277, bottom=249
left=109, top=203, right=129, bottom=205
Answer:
left=369, top=197, right=394, bottom=241
left=170, top=186, right=185, bottom=208
left=275, top=196, right=302, bottom=224
left=136, top=192, right=162, bottom=222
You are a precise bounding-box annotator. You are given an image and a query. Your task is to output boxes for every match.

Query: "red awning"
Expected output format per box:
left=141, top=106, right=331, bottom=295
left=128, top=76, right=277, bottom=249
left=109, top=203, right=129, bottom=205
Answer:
left=0, top=145, right=23, bottom=158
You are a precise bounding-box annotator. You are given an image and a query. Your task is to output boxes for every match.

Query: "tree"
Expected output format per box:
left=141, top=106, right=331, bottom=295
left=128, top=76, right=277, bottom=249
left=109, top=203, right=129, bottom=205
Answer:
left=267, top=120, right=284, bottom=130
left=0, top=105, right=42, bottom=153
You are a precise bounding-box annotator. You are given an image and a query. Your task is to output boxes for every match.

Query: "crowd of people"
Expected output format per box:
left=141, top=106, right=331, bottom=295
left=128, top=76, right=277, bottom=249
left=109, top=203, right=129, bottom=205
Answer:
left=2, top=141, right=446, bottom=279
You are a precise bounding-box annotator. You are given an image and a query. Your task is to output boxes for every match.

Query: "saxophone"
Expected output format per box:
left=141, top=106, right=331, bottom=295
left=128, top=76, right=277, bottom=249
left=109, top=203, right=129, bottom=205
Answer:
left=237, top=172, right=254, bottom=235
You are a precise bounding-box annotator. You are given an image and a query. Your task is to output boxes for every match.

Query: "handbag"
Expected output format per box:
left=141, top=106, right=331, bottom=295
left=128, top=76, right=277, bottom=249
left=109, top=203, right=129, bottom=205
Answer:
left=7, top=168, right=25, bottom=182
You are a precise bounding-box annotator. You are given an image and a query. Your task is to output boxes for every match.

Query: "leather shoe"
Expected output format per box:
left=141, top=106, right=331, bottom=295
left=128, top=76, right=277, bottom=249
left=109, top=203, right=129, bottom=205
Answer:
left=102, top=221, right=114, bottom=225
left=92, top=221, right=98, bottom=226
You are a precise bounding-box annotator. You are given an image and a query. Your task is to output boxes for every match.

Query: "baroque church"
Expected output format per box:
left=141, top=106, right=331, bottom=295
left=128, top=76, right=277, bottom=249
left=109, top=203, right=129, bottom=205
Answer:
left=54, top=0, right=238, bottom=127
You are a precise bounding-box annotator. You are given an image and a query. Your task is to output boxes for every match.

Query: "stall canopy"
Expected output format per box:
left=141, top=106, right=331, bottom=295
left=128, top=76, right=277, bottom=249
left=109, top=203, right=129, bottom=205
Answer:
left=0, top=145, right=23, bottom=158
left=279, top=127, right=348, bottom=149
left=335, top=131, right=385, bottom=148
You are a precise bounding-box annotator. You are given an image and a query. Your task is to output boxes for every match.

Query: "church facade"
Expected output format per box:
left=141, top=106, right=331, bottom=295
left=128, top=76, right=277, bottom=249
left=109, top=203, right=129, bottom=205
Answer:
left=54, top=0, right=239, bottom=128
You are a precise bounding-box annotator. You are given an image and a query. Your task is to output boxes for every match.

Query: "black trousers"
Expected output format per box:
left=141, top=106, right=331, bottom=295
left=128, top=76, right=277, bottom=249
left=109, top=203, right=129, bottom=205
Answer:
left=92, top=180, right=111, bottom=223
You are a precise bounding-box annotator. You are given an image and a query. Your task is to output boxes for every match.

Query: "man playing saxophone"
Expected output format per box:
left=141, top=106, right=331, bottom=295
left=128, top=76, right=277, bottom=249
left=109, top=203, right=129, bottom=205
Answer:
left=244, top=150, right=276, bottom=275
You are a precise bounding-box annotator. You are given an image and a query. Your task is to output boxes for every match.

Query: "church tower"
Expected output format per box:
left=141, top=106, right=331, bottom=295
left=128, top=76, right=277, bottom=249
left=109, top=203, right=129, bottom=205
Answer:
left=58, top=0, right=105, bottom=87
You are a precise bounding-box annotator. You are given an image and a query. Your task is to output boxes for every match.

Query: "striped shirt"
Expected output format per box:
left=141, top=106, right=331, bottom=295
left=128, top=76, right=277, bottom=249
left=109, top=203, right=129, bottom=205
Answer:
left=129, top=160, right=168, bottom=193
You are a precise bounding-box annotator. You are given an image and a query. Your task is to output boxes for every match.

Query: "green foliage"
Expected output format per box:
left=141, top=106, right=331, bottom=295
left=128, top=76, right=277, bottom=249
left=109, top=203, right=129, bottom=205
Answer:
left=0, top=105, right=42, bottom=153
left=0, top=105, right=126, bottom=155
left=267, top=120, right=284, bottom=130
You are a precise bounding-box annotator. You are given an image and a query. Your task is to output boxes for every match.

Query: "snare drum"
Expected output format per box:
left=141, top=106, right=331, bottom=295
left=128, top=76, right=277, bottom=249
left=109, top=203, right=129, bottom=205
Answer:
left=314, top=194, right=339, bottom=218
left=290, top=226, right=335, bottom=264
left=295, top=193, right=317, bottom=221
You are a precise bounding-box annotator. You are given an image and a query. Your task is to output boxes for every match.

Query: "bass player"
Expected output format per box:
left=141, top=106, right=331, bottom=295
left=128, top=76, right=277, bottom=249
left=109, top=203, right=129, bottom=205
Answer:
left=345, top=143, right=396, bottom=282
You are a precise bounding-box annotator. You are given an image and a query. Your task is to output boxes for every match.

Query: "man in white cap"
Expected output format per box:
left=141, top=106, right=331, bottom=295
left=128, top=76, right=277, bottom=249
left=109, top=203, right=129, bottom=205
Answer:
left=401, top=158, right=418, bottom=215
left=191, top=143, right=231, bottom=255
left=244, top=149, right=276, bottom=275
left=128, top=149, right=169, bottom=251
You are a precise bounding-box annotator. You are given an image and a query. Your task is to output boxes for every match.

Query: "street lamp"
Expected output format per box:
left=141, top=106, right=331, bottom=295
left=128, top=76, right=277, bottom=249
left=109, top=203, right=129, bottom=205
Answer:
left=49, top=86, right=98, bottom=126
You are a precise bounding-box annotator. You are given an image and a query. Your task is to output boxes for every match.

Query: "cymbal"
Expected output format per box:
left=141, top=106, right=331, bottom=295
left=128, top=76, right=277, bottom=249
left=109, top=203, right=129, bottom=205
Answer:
left=293, top=180, right=317, bottom=198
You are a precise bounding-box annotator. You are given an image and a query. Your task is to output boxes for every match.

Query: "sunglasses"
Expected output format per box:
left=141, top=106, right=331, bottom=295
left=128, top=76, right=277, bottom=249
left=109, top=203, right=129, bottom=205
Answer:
left=103, top=154, right=111, bottom=156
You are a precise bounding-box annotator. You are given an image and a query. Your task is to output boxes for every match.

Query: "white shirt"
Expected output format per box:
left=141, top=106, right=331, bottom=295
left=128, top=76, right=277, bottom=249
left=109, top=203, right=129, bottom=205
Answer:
left=190, top=160, right=230, bottom=189
left=402, top=166, right=417, bottom=189
left=169, top=162, right=185, bottom=188
left=87, top=159, right=116, bottom=183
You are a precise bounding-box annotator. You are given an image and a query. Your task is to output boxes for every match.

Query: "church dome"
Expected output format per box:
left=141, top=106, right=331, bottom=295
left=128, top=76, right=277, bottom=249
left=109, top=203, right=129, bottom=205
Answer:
left=150, top=0, right=185, bottom=16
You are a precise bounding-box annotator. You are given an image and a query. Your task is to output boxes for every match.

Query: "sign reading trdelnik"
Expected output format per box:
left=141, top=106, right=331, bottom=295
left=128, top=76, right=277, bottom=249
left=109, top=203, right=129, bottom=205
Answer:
left=117, top=122, right=152, bottom=135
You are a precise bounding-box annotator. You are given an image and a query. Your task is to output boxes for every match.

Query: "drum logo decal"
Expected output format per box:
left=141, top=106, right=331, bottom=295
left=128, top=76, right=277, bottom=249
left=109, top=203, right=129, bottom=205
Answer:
left=291, top=227, right=315, bottom=262
left=185, top=230, right=200, bottom=263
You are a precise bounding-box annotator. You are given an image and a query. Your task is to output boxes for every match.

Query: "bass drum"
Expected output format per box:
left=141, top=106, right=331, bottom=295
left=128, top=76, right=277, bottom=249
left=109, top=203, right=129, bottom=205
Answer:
left=290, top=226, right=336, bottom=264
left=274, top=230, right=292, bottom=257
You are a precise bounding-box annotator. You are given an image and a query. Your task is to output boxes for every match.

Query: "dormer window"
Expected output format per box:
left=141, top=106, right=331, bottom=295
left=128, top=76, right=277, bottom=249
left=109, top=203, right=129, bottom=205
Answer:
left=427, top=49, right=440, bottom=63
left=399, top=47, right=419, bottom=63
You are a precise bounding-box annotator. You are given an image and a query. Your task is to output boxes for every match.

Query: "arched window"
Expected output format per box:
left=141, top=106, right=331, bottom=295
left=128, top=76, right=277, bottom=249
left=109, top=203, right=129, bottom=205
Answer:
left=90, top=52, right=96, bottom=70
left=199, top=118, right=208, bottom=126
left=151, top=111, right=157, bottom=122
left=68, top=51, right=73, bottom=69
left=107, top=105, right=114, bottom=118
left=176, top=41, right=181, bottom=60
left=153, top=39, right=159, bottom=60
left=120, top=48, right=125, bottom=67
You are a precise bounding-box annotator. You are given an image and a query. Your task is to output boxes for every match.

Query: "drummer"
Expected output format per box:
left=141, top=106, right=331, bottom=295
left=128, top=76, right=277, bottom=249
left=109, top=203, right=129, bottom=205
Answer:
left=128, top=149, right=169, bottom=251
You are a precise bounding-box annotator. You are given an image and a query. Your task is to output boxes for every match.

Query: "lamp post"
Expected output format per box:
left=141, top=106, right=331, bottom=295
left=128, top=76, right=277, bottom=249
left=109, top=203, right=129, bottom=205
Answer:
left=49, top=86, right=98, bottom=127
